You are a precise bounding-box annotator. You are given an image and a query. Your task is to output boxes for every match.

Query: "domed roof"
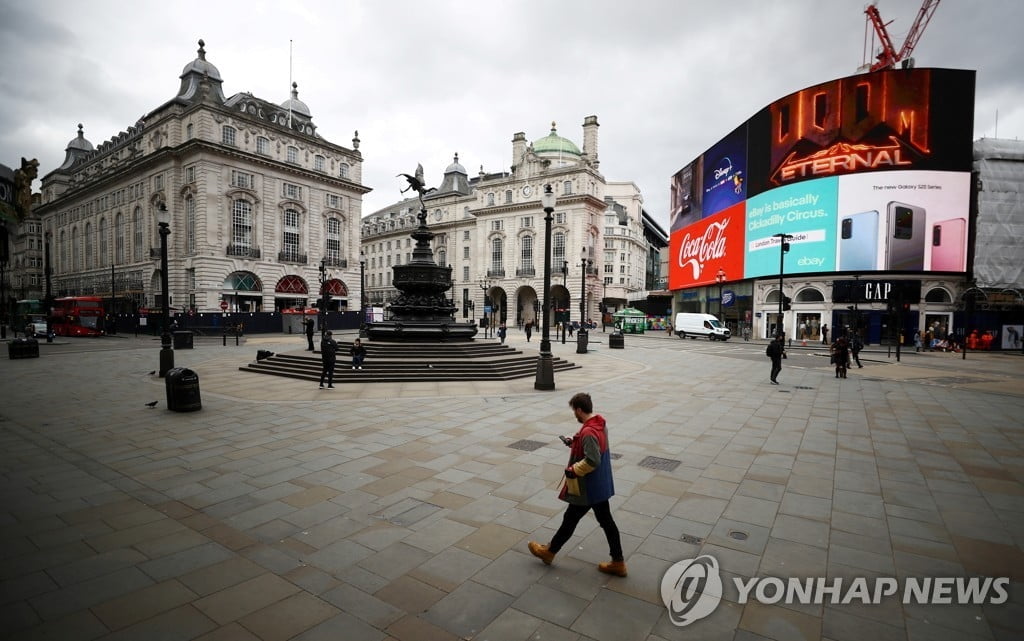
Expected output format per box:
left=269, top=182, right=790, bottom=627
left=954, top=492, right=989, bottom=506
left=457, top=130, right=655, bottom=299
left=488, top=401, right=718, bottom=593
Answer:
left=532, top=122, right=581, bottom=157
left=280, top=82, right=310, bottom=117
left=444, top=152, right=467, bottom=175
left=66, top=123, right=94, bottom=152
left=179, top=39, right=222, bottom=81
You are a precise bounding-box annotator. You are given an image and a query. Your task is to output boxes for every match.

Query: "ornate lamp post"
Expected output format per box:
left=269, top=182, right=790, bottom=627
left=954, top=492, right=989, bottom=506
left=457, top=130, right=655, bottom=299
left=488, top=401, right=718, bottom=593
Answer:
left=535, top=184, right=556, bottom=390
left=561, top=260, right=568, bottom=344
left=716, top=267, right=726, bottom=323
left=359, top=250, right=368, bottom=338
left=479, top=277, right=492, bottom=338
left=318, top=258, right=329, bottom=338
left=44, top=231, right=53, bottom=343
left=576, top=247, right=591, bottom=354
left=157, top=203, right=174, bottom=376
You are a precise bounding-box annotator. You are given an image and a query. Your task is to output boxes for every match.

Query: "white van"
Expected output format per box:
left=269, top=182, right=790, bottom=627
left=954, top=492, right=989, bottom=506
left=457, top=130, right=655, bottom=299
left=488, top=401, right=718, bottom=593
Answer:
left=674, top=313, right=730, bottom=341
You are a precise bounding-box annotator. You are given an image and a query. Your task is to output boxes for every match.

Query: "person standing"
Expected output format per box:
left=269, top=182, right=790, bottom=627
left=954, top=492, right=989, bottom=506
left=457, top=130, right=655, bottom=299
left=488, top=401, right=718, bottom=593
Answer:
left=305, top=317, right=315, bottom=351
left=498, top=321, right=507, bottom=344
left=831, top=336, right=850, bottom=379
left=851, top=333, right=863, bottom=368
left=766, top=334, right=785, bottom=385
left=351, top=338, right=367, bottom=370
left=528, top=392, right=626, bottom=577
left=821, top=323, right=829, bottom=344
left=319, top=331, right=338, bottom=389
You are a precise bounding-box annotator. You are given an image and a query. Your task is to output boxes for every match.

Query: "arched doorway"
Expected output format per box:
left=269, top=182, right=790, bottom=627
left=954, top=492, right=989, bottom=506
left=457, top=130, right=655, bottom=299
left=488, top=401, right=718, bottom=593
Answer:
left=318, top=279, right=348, bottom=311
left=275, top=275, right=309, bottom=311
left=515, top=286, right=540, bottom=328
left=224, top=271, right=263, bottom=312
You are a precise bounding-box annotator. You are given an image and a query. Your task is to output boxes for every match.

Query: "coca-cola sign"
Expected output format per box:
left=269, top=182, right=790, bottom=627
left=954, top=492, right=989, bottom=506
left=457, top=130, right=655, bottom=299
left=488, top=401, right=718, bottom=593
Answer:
left=669, top=203, right=745, bottom=289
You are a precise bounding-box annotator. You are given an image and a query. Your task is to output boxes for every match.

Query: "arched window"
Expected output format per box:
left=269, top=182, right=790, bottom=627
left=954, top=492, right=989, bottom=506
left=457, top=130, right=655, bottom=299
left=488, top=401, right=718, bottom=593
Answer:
left=98, top=217, right=108, bottom=265
left=326, top=217, right=341, bottom=263
left=925, top=288, right=952, bottom=303
left=282, top=208, right=300, bottom=260
left=133, top=207, right=143, bottom=261
left=115, top=212, right=124, bottom=264
left=491, top=237, right=503, bottom=273
left=85, top=222, right=93, bottom=269
left=795, top=287, right=824, bottom=302
left=437, top=249, right=447, bottom=267
left=553, top=232, right=566, bottom=264
left=185, top=196, right=196, bottom=254
left=521, top=235, right=534, bottom=272
left=72, top=227, right=80, bottom=271
left=232, top=200, right=253, bottom=250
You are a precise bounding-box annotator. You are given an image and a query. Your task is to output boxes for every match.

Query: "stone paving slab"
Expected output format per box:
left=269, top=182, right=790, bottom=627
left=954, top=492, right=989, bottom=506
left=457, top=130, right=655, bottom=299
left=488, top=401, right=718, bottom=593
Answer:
left=1, top=331, right=1022, bottom=640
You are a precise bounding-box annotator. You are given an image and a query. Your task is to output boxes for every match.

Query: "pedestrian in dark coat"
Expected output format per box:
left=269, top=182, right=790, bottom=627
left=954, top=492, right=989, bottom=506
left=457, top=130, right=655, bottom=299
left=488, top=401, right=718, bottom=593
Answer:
left=524, top=321, right=533, bottom=342
left=766, top=334, right=786, bottom=385
left=831, top=337, right=850, bottom=379
left=851, top=334, right=863, bottom=368
left=305, top=317, right=315, bottom=351
left=319, top=331, right=338, bottom=389
left=528, top=392, right=626, bottom=577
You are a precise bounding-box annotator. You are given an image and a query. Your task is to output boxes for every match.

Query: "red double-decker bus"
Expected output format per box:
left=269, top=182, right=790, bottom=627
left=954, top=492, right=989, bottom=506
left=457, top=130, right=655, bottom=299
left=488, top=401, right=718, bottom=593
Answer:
left=50, top=296, right=106, bottom=337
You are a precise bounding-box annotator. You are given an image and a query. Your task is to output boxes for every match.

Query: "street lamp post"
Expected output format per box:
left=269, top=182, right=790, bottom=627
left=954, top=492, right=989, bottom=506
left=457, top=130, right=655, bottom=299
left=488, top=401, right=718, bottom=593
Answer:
left=716, top=267, right=726, bottom=323
left=577, top=247, right=591, bottom=354
left=561, top=260, right=568, bottom=344
left=44, top=231, right=53, bottom=343
left=479, top=277, right=492, bottom=338
left=535, top=184, right=556, bottom=390
left=772, top=233, right=792, bottom=339
left=359, top=250, right=368, bottom=338
left=318, top=258, right=328, bottom=338
left=157, top=203, right=174, bottom=376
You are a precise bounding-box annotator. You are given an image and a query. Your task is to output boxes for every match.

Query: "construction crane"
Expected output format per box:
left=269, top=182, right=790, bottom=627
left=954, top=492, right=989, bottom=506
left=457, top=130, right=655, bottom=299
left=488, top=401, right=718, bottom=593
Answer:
left=864, top=0, right=941, bottom=72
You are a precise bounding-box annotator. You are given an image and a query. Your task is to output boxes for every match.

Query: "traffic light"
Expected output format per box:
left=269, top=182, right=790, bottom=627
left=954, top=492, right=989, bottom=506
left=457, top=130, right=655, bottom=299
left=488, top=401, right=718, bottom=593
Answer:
left=782, top=295, right=792, bottom=311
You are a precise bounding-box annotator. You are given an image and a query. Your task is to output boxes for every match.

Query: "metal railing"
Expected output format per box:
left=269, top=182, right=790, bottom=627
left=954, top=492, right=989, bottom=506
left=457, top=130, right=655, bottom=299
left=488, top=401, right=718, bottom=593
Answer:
left=516, top=267, right=536, bottom=277
left=278, top=250, right=308, bottom=264
left=226, top=244, right=261, bottom=259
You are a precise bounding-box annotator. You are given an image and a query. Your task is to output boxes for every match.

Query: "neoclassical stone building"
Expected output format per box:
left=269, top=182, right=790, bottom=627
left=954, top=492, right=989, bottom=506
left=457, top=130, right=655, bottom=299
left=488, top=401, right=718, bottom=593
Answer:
left=35, top=40, right=367, bottom=315
left=362, top=118, right=666, bottom=329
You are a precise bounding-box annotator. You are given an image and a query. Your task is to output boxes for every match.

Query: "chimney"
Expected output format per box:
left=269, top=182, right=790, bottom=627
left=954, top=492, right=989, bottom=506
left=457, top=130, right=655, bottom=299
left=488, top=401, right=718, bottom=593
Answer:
left=512, top=132, right=527, bottom=170
left=582, top=115, right=599, bottom=169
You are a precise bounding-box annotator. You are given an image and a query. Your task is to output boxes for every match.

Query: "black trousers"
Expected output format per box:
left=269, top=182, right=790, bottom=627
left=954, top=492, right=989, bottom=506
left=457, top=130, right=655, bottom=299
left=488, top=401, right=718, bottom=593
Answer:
left=319, top=360, right=335, bottom=386
left=549, top=500, right=623, bottom=561
left=770, top=357, right=782, bottom=382
left=852, top=350, right=862, bottom=367
left=307, top=335, right=315, bottom=350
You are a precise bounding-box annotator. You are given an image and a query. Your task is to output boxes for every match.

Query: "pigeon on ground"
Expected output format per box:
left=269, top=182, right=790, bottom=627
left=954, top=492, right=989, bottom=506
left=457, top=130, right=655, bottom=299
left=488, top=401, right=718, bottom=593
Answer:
left=145, top=401, right=158, bottom=408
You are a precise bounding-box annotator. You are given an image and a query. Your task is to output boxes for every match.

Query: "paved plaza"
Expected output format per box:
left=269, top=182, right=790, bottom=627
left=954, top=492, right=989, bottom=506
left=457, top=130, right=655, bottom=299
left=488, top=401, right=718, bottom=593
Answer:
left=1, top=330, right=1022, bottom=641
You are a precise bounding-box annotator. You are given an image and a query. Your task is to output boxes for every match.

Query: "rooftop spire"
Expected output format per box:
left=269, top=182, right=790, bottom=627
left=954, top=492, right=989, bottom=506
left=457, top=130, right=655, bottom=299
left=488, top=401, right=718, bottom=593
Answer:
left=197, top=39, right=206, bottom=60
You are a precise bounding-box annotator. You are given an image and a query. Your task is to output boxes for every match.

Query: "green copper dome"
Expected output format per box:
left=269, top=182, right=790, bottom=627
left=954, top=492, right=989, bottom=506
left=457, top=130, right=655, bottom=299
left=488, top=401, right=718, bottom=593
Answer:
left=532, top=122, right=581, bottom=156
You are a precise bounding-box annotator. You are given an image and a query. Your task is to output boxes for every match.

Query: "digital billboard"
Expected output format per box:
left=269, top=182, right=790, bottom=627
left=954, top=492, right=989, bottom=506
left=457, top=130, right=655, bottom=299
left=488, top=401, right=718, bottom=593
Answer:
left=669, top=67, right=975, bottom=290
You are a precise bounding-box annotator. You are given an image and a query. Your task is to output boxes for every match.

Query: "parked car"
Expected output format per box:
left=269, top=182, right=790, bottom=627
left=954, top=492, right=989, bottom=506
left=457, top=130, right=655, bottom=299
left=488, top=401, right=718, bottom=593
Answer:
left=27, top=315, right=48, bottom=337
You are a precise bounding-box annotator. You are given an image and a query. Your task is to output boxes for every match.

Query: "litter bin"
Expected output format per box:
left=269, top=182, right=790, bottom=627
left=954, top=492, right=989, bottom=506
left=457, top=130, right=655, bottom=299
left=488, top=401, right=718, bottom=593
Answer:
left=173, top=331, right=194, bottom=349
left=576, top=329, right=589, bottom=354
left=165, top=367, right=202, bottom=412
left=8, top=338, right=40, bottom=359
left=609, top=332, right=624, bottom=349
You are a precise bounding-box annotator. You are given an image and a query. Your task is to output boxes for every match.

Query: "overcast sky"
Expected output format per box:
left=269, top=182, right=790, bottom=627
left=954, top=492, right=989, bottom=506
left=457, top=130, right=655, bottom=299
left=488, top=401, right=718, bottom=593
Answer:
left=2, top=0, right=1020, bottom=229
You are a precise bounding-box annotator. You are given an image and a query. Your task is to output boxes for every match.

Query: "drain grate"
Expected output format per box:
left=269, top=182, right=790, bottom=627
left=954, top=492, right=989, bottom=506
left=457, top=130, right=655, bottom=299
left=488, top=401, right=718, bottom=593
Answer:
left=638, top=456, right=681, bottom=472
left=728, top=530, right=749, bottom=541
left=794, top=386, right=814, bottom=390
left=682, top=534, right=704, bottom=545
left=508, top=439, right=547, bottom=452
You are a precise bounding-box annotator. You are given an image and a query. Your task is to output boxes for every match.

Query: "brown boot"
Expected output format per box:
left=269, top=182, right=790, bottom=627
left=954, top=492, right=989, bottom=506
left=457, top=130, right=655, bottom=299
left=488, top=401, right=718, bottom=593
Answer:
left=528, top=541, right=555, bottom=565
left=598, top=560, right=628, bottom=577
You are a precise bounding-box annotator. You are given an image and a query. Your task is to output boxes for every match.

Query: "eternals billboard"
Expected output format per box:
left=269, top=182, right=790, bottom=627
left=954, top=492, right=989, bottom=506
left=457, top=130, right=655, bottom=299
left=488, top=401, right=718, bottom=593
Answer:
left=669, top=68, right=975, bottom=289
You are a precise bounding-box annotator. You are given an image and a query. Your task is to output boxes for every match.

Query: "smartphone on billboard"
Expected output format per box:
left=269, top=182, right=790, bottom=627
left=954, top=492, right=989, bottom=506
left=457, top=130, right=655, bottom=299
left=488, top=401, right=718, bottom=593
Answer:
left=930, top=217, right=966, bottom=271
left=885, top=202, right=926, bottom=271
left=838, top=210, right=879, bottom=271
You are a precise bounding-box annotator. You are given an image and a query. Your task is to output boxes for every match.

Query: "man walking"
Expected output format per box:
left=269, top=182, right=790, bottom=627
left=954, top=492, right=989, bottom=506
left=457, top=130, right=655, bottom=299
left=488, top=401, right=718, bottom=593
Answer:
left=319, top=331, right=338, bottom=389
left=822, top=323, right=829, bottom=344
left=305, top=317, right=315, bottom=351
left=528, top=392, right=627, bottom=577
left=851, top=333, right=864, bottom=368
left=766, top=334, right=785, bottom=385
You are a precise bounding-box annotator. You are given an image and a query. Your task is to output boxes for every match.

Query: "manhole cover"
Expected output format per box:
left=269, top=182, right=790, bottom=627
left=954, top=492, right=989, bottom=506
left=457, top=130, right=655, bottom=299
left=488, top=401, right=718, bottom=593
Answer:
left=682, top=534, right=703, bottom=545
left=728, top=530, right=749, bottom=541
left=507, top=439, right=547, bottom=452
left=638, top=456, right=681, bottom=472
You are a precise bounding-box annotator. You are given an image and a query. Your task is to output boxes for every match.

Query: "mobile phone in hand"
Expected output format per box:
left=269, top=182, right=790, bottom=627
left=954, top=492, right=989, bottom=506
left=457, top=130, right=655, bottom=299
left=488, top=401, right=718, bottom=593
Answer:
left=558, top=435, right=572, bottom=446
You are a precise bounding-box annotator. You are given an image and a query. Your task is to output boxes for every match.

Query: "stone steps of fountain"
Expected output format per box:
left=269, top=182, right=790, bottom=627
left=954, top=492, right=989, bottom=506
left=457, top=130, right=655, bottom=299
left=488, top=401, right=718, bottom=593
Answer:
left=238, top=342, right=580, bottom=383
